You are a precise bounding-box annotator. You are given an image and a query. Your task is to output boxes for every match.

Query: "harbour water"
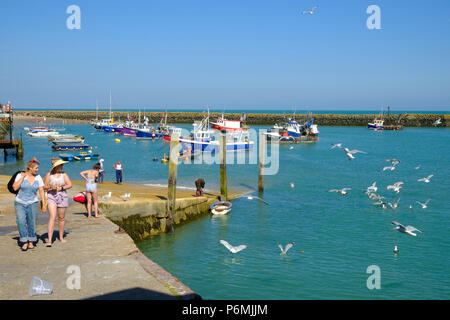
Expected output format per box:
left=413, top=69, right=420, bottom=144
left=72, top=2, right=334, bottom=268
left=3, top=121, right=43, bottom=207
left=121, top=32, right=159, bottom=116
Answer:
left=1, top=121, right=449, bottom=299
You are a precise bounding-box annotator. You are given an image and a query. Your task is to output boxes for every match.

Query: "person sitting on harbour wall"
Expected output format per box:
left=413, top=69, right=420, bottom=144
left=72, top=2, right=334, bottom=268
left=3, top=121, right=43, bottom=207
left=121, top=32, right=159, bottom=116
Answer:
left=12, top=158, right=47, bottom=251
left=44, top=158, right=72, bottom=247
left=114, top=160, right=123, bottom=184
left=98, top=159, right=104, bottom=183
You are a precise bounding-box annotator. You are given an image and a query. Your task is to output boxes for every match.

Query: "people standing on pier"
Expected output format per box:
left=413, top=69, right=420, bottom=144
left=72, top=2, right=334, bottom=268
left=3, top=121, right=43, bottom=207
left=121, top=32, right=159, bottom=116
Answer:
left=114, top=160, right=123, bottom=184
left=12, top=158, right=46, bottom=251
left=98, top=159, right=104, bottom=183
left=44, top=158, right=72, bottom=247
left=80, top=163, right=100, bottom=218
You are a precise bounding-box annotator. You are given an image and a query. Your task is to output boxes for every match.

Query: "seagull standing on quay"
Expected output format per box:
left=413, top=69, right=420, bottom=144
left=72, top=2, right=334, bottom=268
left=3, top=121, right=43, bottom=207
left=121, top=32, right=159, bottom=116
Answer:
left=392, top=221, right=422, bottom=237
left=418, top=175, right=434, bottom=183
left=416, top=199, right=431, bottom=209
left=101, top=192, right=112, bottom=200
left=219, top=240, right=248, bottom=254
left=302, top=5, right=318, bottom=15
left=343, top=148, right=367, bottom=161
left=278, top=242, right=295, bottom=255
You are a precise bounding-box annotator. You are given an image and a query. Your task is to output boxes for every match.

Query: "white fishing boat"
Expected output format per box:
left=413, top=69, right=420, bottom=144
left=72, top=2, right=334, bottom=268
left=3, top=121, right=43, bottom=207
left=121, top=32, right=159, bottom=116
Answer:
left=265, top=113, right=319, bottom=143
left=179, top=110, right=254, bottom=153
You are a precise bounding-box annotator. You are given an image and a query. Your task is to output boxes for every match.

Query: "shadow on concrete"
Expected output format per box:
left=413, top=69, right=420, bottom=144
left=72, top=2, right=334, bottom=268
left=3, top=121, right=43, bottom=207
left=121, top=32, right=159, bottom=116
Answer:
left=85, top=287, right=201, bottom=300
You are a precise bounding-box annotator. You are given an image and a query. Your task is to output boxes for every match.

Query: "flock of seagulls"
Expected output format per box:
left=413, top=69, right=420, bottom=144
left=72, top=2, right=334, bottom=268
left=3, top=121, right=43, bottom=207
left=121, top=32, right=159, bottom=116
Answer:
left=328, top=143, right=438, bottom=244
left=100, top=191, right=132, bottom=201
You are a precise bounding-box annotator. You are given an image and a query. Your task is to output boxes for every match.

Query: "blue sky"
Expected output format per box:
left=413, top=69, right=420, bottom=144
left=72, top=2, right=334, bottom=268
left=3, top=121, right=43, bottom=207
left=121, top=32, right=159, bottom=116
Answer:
left=0, top=0, right=449, bottom=110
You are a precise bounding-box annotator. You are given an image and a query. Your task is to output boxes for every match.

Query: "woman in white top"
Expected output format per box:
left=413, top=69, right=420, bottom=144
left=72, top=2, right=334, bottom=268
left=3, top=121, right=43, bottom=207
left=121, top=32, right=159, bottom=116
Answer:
left=44, top=158, right=72, bottom=247
left=12, top=158, right=46, bottom=251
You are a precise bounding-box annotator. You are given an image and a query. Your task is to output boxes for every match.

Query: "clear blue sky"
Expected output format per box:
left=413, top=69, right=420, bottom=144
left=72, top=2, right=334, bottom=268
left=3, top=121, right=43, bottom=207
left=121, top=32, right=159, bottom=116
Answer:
left=1, top=0, right=449, bottom=110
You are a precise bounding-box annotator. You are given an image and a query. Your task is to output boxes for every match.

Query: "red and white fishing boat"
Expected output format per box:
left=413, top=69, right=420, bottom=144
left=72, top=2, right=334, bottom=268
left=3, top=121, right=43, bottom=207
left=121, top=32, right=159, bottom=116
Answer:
left=210, top=114, right=247, bottom=132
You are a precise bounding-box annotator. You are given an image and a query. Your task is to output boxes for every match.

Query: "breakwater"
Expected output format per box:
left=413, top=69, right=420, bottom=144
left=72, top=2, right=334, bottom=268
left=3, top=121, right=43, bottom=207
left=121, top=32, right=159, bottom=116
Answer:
left=14, top=110, right=448, bottom=127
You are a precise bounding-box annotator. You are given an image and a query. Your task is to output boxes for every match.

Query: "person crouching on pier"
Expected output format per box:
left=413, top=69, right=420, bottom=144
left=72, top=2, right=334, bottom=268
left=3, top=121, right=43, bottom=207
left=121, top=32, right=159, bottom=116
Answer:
left=195, top=178, right=205, bottom=197
left=44, top=158, right=72, bottom=247
left=12, top=158, right=46, bottom=251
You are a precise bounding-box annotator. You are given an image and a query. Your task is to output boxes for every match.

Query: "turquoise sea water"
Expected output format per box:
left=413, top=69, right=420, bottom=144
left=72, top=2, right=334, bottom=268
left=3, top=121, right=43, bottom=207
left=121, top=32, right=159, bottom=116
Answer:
left=1, top=121, right=449, bottom=299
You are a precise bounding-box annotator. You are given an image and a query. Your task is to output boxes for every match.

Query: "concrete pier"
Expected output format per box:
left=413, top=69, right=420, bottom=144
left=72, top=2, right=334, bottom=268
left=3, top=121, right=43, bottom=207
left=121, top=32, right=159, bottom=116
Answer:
left=0, top=176, right=242, bottom=300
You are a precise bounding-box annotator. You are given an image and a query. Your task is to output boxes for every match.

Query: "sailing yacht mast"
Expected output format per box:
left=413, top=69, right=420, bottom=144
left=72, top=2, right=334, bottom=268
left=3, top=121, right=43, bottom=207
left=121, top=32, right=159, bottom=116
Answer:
left=96, top=99, right=99, bottom=121
left=109, top=89, right=112, bottom=120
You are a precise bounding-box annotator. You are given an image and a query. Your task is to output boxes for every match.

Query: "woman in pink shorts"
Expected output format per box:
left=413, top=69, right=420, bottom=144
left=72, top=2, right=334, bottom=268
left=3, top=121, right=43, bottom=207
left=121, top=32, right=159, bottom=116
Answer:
left=44, top=158, right=72, bottom=247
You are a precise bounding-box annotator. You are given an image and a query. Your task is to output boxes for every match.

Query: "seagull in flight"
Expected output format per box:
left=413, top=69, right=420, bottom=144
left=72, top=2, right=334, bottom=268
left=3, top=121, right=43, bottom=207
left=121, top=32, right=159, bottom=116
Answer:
left=302, top=5, right=318, bottom=15
left=418, top=175, right=434, bottom=183
left=414, top=165, right=421, bottom=170
left=388, top=198, right=400, bottom=209
left=343, top=148, right=367, bottom=161
left=278, top=242, right=295, bottom=255
left=219, top=240, right=247, bottom=254
left=416, top=199, right=431, bottom=209
left=382, top=165, right=396, bottom=171
left=433, top=118, right=442, bottom=126
left=245, top=195, right=269, bottom=205
left=386, top=182, right=404, bottom=193
left=386, top=158, right=400, bottom=166
left=330, top=143, right=343, bottom=149
left=289, top=182, right=295, bottom=188
left=366, top=182, right=377, bottom=193
left=328, top=188, right=351, bottom=195
left=392, top=221, right=422, bottom=237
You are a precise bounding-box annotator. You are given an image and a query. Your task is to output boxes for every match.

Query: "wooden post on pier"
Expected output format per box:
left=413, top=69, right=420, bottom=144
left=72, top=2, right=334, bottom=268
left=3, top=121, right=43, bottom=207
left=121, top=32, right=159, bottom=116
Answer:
left=258, top=131, right=266, bottom=193
left=220, top=130, right=227, bottom=201
left=167, top=133, right=179, bottom=232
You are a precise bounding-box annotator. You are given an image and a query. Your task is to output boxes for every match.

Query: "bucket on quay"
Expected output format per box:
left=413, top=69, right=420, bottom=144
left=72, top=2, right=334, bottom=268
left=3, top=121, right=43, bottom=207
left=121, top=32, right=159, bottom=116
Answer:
left=29, top=276, right=53, bottom=296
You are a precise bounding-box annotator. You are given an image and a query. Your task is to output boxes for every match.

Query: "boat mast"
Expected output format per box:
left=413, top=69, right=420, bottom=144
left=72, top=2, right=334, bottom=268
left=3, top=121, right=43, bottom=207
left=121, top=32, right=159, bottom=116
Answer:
left=109, top=89, right=112, bottom=120
left=96, top=99, right=98, bottom=121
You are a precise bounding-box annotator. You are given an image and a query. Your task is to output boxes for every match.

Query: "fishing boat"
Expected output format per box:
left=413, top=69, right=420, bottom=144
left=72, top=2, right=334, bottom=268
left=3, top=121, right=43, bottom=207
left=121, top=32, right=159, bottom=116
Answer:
left=59, top=153, right=76, bottom=161
left=265, top=113, right=319, bottom=143
left=210, top=201, right=232, bottom=215
left=51, top=142, right=91, bottom=151
left=47, top=134, right=82, bottom=141
left=210, top=113, right=247, bottom=132
left=28, top=129, right=59, bottom=137
left=179, top=111, right=254, bottom=152
left=73, top=152, right=100, bottom=161
left=51, top=138, right=85, bottom=144
left=368, top=119, right=384, bottom=130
